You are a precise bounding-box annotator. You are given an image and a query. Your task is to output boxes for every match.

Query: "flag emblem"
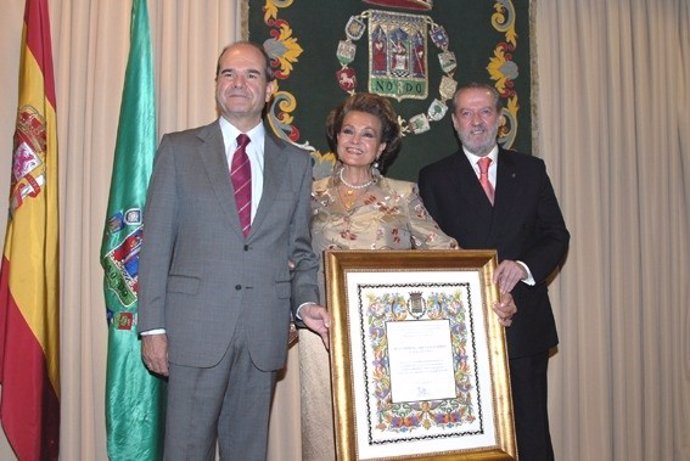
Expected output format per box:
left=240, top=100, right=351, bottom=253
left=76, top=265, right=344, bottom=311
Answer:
left=12, top=106, right=47, bottom=211
left=104, top=226, right=142, bottom=307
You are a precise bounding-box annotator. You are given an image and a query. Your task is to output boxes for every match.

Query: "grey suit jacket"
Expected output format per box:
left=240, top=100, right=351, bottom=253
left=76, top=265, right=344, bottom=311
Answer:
left=138, top=120, right=319, bottom=371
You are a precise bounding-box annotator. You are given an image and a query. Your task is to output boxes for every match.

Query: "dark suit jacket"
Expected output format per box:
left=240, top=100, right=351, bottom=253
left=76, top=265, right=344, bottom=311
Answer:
left=138, top=120, right=319, bottom=371
left=418, top=147, right=569, bottom=358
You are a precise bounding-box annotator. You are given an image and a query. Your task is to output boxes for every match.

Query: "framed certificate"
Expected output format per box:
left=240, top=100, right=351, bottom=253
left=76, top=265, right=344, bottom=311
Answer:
left=325, top=250, right=516, bottom=460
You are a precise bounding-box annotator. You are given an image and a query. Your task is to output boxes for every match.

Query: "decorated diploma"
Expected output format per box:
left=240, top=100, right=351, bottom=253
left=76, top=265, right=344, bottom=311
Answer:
left=386, top=319, right=456, bottom=403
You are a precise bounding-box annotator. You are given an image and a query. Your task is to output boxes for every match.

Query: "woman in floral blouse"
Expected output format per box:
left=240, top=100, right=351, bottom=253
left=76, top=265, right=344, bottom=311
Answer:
left=298, top=92, right=460, bottom=461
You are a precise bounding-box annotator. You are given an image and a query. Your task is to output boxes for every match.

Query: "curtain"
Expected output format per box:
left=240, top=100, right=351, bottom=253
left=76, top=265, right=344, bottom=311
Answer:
left=0, top=0, right=688, bottom=459
left=534, top=0, right=690, bottom=459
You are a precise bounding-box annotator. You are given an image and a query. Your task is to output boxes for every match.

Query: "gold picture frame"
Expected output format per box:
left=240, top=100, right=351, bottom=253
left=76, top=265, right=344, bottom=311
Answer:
left=325, top=249, right=516, bottom=461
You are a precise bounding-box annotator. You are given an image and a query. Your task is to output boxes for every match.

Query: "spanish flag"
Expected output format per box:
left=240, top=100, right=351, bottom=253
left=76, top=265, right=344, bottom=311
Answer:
left=0, top=0, right=60, bottom=459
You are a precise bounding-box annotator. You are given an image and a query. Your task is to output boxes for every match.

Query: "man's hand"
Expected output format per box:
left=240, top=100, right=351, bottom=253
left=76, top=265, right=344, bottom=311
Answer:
left=142, top=334, right=169, bottom=376
left=493, top=292, right=518, bottom=327
left=300, top=303, right=330, bottom=350
left=494, top=259, right=527, bottom=294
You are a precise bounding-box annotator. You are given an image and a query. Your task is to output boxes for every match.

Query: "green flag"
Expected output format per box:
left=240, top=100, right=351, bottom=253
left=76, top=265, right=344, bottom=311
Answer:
left=100, top=0, right=165, bottom=459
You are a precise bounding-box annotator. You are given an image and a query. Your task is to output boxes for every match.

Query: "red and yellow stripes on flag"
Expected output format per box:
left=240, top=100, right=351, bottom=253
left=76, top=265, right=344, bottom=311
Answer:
left=0, top=0, right=60, bottom=459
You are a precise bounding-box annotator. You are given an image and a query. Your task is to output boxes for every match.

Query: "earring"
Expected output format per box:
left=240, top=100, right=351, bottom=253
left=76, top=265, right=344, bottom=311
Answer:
left=371, top=161, right=380, bottom=177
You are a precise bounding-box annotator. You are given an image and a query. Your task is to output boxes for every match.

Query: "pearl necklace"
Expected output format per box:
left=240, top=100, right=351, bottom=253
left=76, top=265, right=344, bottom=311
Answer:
left=339, top=168, right=373, bottom=190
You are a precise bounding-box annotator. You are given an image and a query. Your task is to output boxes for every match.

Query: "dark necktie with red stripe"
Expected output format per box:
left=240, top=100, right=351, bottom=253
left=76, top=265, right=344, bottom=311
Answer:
left=230, top=133, right=251, bottom=237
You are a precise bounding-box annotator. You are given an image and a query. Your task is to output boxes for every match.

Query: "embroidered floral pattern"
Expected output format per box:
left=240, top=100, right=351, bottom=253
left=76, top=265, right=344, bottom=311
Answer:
left=311, top=176, right=457, bottom=255
left=362, top=288, right=478, bottom=433
left=489, top=0, right=520, bottom=149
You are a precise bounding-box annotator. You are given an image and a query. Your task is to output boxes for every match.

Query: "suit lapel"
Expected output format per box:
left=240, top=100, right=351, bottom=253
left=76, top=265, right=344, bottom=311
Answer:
left=489, top=148, right=523, bottom=241
left=250, top=133, right=286, bottom=235
left=198, top=121, right=245, bottom=236
left=452, top=152, right=494, bottom=224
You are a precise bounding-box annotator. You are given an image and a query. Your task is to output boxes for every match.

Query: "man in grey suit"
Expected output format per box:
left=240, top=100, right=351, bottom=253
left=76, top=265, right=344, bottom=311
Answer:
left=139, top=41, right=330, bottom=460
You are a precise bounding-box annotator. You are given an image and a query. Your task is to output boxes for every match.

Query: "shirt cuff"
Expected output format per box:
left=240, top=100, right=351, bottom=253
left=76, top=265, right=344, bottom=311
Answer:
left=140, top=328, right=166, bottom=336
left=516, top=260, right=536, bottom=286
left=295, top=302, right=317, bottom=320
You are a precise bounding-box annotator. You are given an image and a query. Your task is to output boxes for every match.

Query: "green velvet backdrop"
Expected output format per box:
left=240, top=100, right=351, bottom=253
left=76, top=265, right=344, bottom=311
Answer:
left=247, top=0, right=530, bottom=181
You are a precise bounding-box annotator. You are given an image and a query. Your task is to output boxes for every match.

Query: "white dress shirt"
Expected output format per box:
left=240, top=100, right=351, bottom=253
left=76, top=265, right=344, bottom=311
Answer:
left=219, top=117, right=265, bottom=223
left=463, top=145, right=498, bottom=187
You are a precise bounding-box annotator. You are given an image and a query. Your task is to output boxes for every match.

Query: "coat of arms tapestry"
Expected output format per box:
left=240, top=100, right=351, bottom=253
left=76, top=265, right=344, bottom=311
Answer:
left=245, top=0, right=531, bottom=180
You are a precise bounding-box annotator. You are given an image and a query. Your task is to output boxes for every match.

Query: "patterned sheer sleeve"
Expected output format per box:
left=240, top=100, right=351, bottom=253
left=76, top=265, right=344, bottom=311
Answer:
left=404, top=182, right=459, bottom=249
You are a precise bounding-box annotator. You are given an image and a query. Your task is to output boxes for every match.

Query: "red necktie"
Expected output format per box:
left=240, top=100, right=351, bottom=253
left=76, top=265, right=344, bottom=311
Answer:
left=231, top=134, right=252, bottom=237
left=477, top=157, right=494, bottom=205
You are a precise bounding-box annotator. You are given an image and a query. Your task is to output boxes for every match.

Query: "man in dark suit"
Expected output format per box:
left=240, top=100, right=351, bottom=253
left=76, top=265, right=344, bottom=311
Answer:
left=138, top=41, right=329, bottom=460
left=418, top=82, right=570, bottom=461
